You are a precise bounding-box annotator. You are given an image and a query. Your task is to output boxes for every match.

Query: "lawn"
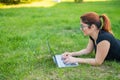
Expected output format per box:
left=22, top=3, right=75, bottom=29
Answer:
left=0, top=1, right=120, bottom=80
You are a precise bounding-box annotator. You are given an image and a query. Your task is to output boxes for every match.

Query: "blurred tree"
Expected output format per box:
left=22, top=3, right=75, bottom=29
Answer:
left=0, top=0, right=20, bottom=4
left=75, top=0, right=83, bottom=3
left=0, top=0, right=43, bottom=4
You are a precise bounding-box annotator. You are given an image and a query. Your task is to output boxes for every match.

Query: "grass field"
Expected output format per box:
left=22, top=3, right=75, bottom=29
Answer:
left=0, top=1, right=120, bottom=80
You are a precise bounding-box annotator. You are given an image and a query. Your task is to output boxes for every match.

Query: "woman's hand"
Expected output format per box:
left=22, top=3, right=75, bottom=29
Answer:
left=62, top=52, right=72, bottom=60
left=63, top=55, right=78, bottom=64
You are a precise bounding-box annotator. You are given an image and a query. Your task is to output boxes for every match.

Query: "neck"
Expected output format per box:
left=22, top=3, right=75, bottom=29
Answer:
left=90, top=29, right=100, bottom=41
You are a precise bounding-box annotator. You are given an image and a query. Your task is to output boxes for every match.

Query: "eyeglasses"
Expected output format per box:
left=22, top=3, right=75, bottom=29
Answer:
left=80, top=24, right=90, bottom=30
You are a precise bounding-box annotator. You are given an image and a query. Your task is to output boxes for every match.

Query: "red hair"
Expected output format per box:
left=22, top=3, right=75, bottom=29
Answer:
left=80, top=12, right=113, bottom=34
left=100, top=14, right=113, bottom=34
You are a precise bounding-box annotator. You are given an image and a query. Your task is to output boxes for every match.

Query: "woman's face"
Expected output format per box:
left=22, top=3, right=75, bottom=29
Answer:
left=80, top=22, right=92, bottom=36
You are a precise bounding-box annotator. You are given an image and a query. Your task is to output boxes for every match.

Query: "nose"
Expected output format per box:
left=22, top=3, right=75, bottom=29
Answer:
left=80, top=27, right=83, bottom=31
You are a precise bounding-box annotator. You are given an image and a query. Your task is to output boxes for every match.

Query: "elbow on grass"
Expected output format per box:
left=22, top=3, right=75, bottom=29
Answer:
left=92, top=60, right=103, bottom=66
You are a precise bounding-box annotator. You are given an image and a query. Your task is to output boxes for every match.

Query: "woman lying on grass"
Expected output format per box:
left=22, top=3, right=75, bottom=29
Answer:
left=62, top=12, right=120, bottom=66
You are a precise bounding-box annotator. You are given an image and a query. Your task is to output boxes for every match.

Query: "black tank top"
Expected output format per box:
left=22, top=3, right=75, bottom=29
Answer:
left=90, top=30, right=120, bottom=61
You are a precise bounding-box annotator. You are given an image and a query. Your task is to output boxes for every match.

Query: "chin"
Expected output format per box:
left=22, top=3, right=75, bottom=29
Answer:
left=83, top=33, right=87, bottom=36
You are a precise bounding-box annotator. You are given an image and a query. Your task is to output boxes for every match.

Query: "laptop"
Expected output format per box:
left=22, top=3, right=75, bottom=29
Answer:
left=47, top=40, right=79, bottom=68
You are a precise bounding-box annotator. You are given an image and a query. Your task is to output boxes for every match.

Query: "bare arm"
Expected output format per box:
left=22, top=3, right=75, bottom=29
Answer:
left=76, top=40, right=110, bottom=66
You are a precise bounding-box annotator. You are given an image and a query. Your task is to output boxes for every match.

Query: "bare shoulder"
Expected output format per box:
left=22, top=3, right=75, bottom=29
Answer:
left=97, top=40, right=110, bottom=47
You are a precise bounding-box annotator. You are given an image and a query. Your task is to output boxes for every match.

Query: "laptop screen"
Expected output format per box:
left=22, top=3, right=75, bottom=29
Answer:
left=46, top=40, right=55, bottom=57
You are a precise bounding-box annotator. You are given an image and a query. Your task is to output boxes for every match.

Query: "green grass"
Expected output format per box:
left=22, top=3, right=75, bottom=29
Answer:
left=0, top=1, right=120, bottom=80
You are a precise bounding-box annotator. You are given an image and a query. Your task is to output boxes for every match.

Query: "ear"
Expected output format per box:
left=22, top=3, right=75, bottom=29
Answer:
left=91, top=24, right=96, bottom=29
